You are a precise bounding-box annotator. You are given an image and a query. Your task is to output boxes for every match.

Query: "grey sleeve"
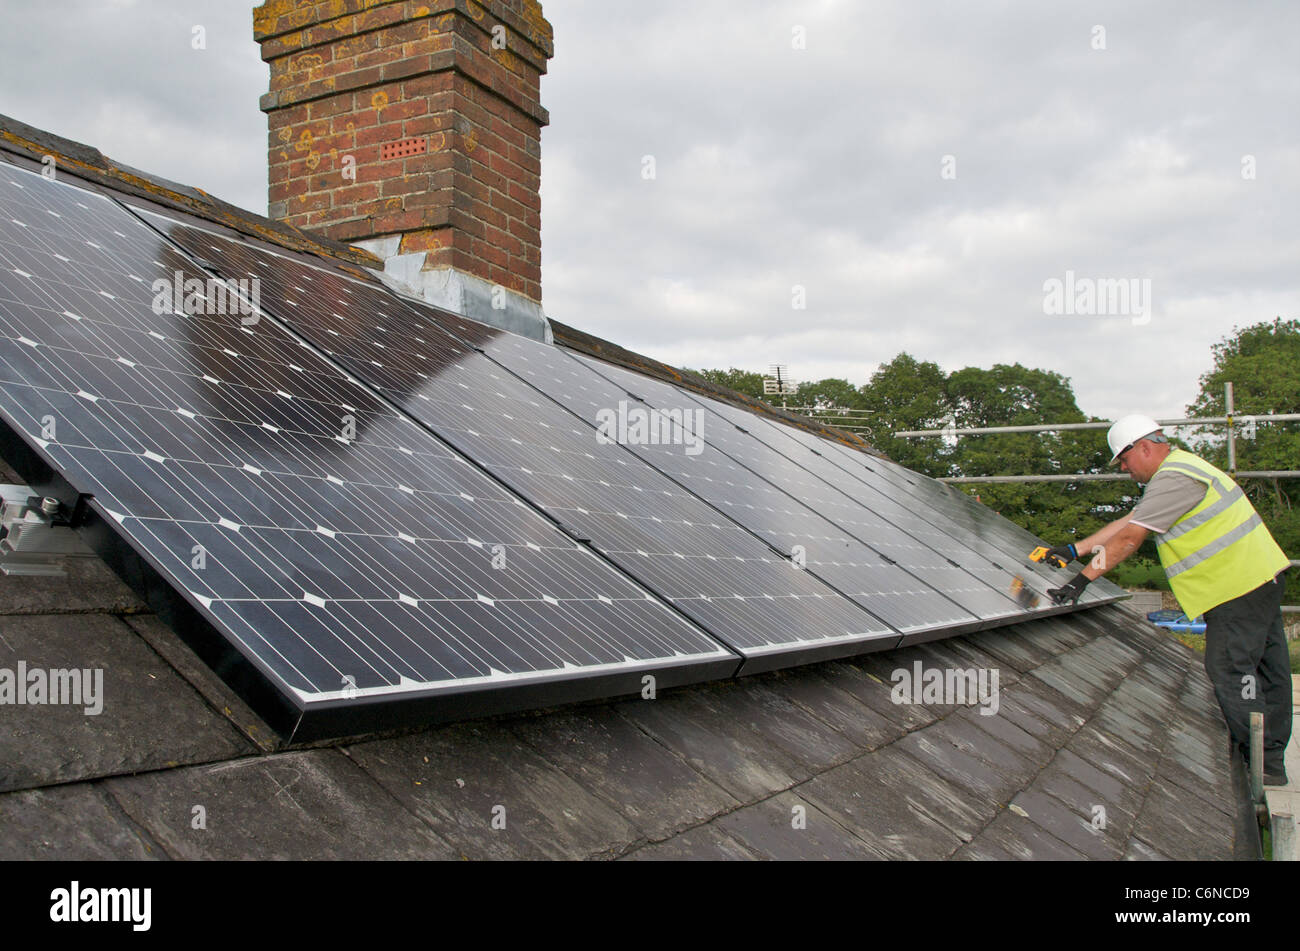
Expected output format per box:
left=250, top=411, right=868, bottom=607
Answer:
left=1130, top=471, right=1207, bottom=534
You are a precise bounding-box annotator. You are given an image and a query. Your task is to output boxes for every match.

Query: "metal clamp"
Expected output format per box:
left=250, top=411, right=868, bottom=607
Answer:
left=0, top=485, right=95, bottom=577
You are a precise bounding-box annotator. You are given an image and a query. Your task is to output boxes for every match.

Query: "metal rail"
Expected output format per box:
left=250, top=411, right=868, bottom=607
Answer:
left=939, top=470, right=1300, bottom=484
left=913, top=383, right=1299, bottom=482
left=895, top=411, right=1300, bottom=438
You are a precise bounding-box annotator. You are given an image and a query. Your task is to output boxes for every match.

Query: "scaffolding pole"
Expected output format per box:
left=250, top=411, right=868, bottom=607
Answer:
left=894, top=411, right=1300, bottom=438
left=939, top=470, right=1300, bottom=484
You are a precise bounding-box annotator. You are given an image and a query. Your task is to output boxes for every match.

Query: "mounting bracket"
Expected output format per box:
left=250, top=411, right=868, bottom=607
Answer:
left=0, top=484, right=96, bottom=577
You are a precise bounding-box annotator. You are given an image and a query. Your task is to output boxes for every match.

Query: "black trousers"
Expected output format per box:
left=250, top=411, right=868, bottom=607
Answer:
left=1202, top=573, right=1292, bottom=770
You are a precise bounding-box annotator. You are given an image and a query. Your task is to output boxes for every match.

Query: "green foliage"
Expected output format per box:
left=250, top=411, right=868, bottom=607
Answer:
left=1109, top=556, right=1171, bottom=590
left=857, top=353, right=950, bottom=476
left=794, top=377, right=862, bottom=412
left=694, top=320, right=1297, bottom=603
left=1186, top=317, right=1300, bottom=604
left=690, top=367, right=767, bottom=402
left=941, top=364, right=1131, bottom=541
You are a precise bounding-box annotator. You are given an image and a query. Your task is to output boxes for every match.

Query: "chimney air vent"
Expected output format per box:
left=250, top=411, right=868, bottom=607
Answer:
left=380, top=138, right=428, bottom=161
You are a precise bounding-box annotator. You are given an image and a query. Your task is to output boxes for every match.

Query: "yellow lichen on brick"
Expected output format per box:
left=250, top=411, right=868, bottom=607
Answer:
left=519, top=0, right=553, bottom=43
left=295, top=129, right=315, bottom=152
left=463, top=128, right=478, bottom=152
left=252, top=0, right=300, bottom=37
left=400, top=229, right=444, bottom=254
left=296, top=52, right=324, bottom=68
left=278, top=127, right=293, bottom=142
left=371, top=90, right=389, bottom=109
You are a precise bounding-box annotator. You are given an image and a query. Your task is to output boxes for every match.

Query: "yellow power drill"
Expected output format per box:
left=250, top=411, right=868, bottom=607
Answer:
left=1028, top=545, right=1072, bottom=570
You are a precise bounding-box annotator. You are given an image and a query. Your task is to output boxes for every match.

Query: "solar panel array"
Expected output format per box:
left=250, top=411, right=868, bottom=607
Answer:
left=142, top=212, right=901, bottom=669
left=0, top=157, right=1124, bottom=738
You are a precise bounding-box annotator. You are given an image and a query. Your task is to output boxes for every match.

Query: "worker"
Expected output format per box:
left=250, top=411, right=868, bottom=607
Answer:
left=1037, top=414, right=1292, bottom=786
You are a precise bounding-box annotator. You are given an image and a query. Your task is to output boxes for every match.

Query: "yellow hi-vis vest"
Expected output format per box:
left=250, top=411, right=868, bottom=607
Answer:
left=1152, top=449, right=1290, bottom=618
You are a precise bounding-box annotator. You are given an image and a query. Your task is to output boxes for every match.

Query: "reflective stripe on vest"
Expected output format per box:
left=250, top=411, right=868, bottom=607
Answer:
left=1152, top=449, right=1289, bottom=618
left=1164, top=512, right=1263, bottom=577
left=1156, top=461, right=1244, bottom=543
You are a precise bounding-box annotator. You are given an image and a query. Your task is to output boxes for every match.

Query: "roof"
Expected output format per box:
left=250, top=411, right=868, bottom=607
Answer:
left=0, top=115, right=1250, bottom=860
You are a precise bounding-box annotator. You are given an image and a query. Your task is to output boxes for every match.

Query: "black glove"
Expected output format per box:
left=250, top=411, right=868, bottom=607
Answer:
left=1047, top=572, right=1090, bottom=606
left=1044, top=543, right=1077, bottom=568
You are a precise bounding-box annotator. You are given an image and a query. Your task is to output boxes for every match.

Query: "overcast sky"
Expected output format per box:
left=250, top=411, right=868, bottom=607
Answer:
left=1, top=0, right=1296, bottom=424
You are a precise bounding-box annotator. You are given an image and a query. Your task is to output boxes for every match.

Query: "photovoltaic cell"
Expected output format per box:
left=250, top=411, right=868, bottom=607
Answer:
left=0, top=162, right=738, bottom=739
left=137, top=208, right=901, bottom=667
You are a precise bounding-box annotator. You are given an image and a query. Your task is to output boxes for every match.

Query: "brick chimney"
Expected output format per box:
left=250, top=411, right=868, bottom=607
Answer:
left=253, top=0, right=553, bottom=338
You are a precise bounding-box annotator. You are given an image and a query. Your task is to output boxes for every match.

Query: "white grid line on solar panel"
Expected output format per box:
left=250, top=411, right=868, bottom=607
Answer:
left=558, top=352, right=1040, bottom=624
left=0, top=167, right=733, bottom=696
left=138, top=211, right=900, bottom=650
left=677, top=389, right=1121, bottom=605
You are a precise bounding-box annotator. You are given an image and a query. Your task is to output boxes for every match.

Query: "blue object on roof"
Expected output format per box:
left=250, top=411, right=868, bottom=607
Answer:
left=1147, top=609, right=1206, bottom=634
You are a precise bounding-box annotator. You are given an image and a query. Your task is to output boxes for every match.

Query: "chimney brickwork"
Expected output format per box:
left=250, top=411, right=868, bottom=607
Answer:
left=253, top=0, right=553, bottom=306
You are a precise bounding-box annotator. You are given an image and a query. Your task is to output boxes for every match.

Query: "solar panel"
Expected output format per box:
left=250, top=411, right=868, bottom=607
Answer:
left=562, top=354, right=1059, bottom=624
left=842, top=452, right=1121, bottom=606
left=135, top=208, right=904, bottom=670
left=0, top=161, right=740, bottom=740
left=488, top=340, right=1005, bottom=632
left=662, top=392, right=1123, bottom=609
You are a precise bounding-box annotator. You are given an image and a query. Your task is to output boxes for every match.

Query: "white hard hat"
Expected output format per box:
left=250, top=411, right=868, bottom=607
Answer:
left=1107, top=414, right=1163, bottom=463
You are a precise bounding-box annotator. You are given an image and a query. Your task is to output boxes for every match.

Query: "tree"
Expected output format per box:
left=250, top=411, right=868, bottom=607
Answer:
left=691, top=367, right=767, bottom=403
left=795, top=377, right=863, bottom=412
left=857, top=353, right=950, bottom=476
left=1186, top=317, right=1300, bottom=604
left=942, top=363, right=1128, bottom=542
